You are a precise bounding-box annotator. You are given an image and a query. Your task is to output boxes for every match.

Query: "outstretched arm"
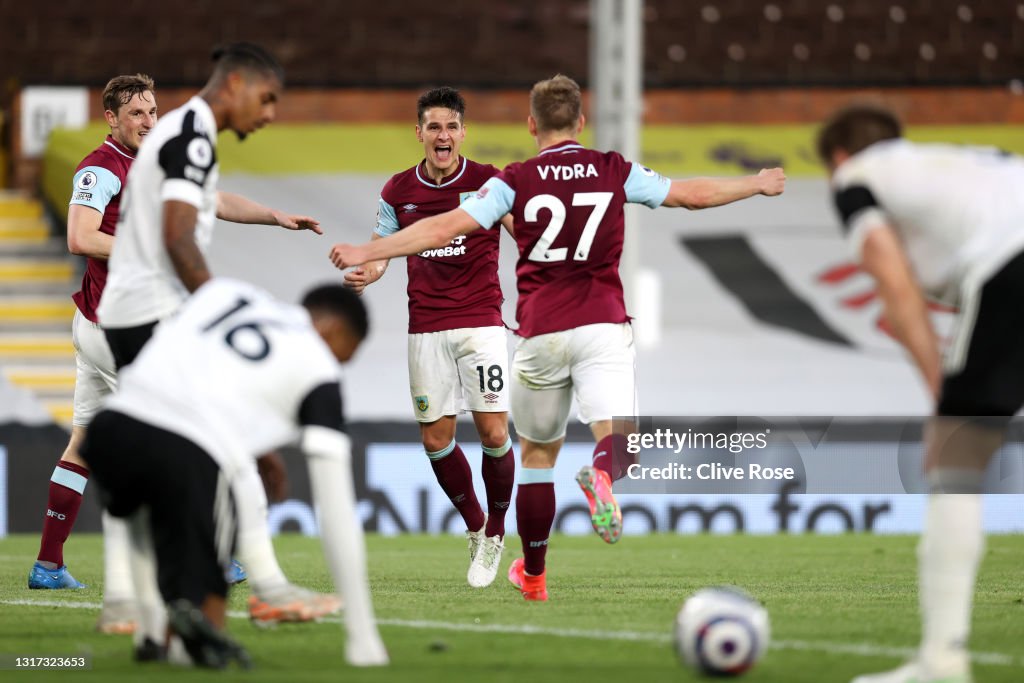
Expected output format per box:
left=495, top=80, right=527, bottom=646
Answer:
left=330, top=207, right=481, bottom=269
left=216, top=191, right=322, bottom=234
left=663, top=168, right=786, bottom=209
left=302, top=425, right=389, bottom=666
left=860, top=224, right=942, bottom=399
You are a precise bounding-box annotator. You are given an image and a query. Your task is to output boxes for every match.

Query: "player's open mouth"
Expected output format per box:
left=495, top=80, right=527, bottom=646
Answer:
left=435, top=145, right=452, bottom=162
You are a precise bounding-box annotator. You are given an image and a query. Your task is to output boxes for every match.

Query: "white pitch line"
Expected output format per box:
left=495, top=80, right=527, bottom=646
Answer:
left=3, top=598, right=1020, bottom=668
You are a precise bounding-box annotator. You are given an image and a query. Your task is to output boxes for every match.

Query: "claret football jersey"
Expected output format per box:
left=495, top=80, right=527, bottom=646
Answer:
left=69, top=135, right=135, bottom=322
left=461, top=140, right=671, bottom=337
left=376, top=157, right=504, bottom=334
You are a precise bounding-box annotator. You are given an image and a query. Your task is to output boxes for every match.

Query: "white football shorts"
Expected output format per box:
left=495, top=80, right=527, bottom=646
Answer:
left=72, top=308, right=118, bottom=426
left=511, top=322, right=637, bottom=443
left=407, top=325, right=511, bottom=423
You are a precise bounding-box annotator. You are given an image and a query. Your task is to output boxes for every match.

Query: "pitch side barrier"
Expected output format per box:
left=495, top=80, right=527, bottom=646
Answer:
left=2, top=419, right=1022, bottom=538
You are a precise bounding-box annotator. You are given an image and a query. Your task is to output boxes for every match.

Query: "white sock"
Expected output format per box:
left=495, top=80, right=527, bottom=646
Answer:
left=101, top=512, right=134, bottom=604
left=231, top=462, right=288, bottom=597
left=127, top=508, right=167, bottom=649
left=918, top=494, right=982, bottom=673
left=304, top=427, right=388, bottom=666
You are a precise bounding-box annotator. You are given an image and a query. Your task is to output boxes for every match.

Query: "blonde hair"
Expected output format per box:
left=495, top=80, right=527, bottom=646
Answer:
left=530, top=74, right=582, bottom=134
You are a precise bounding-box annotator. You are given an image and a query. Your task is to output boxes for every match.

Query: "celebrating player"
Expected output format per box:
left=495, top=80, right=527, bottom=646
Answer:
left=329, top=74, right=785, bottom=601
left=28, top=74, right=157, bottom=636
left=338, top=87, right=515, bottom=588
left=819, top=105, right=1024, bottom=683
left=82, top=279, right=388, bottom=669
left=96, top=43, right=333, bottom=625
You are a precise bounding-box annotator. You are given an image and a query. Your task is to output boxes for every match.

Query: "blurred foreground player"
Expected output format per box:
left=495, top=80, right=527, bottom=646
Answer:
left=340, top=86, right=515, bottom=588
left=81, top=279, right=388, bottom=668
left=96, top=42, right=327, bottom=617
left=819, top=105, right=1024, bottom=683
left=330, top=74, right=785, bottom=600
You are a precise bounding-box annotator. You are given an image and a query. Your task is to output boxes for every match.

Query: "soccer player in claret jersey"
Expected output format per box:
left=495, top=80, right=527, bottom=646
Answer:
left=330, top=75, right=785, bottom=601
left=819, top=106, right=1024, bottom=683
left=28, top=74, right=156, bottom=634
left=339, top=87, right=515, bottom=588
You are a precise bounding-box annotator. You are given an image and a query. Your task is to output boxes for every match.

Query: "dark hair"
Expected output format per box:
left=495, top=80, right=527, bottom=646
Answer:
left=301, top=284, right=369, bottom=339
left=102, top=74, right=155, bottom=114
left=530, top=74, right=582, bottom=134
left=416, top=87, right=466, bottom=124
left=817, top=105, right=903, bottom=164
left=210, top=42, right=284, bottom=84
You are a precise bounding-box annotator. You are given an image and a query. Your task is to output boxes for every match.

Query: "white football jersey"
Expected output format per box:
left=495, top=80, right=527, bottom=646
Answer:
left=832, top=139, right=1024, bottom=305
left=106, top=278, right=343, bottom=477
left=98, top=96, right=220, bottom=328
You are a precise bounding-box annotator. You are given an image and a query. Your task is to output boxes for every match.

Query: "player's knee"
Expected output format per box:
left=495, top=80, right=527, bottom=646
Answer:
left=422, top=432, right=454, bottom=454
left=479, top=425, right=509, bottom=450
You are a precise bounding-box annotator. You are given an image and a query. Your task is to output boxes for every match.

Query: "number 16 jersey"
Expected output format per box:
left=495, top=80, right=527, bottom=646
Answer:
left=106, top=278, right=343, bottom=477
left=460, top=140, right=671, bottom=338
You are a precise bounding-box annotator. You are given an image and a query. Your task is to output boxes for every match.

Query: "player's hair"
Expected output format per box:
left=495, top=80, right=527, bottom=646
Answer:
left=530, top=74, right=582, bottom=134
left=417, top=87, right=466, bottom=124
left=816, top=105, right=903, bottom=164
left=301, top=284, right=369, bottom=340
left=102, top=74, right=155, bottom=114
left=210, top=42, right=284, bottom=84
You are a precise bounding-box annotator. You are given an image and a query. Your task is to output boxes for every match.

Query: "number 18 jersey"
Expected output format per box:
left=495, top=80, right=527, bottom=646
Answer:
left=461, top=140, right=670, bottom=337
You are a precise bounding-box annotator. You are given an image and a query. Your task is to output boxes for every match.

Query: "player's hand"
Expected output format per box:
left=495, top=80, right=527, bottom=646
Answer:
left=757, top=168, right=786, bottom=197
left=343, top=266, right=383, bottom=294
left=274, top=211, right=323, bottom=235
left=256, top=451, right=288, bottom=503
left=329, top=243, right=367, bottom=270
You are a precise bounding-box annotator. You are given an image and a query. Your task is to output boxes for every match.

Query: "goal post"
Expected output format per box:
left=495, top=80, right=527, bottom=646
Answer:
left=590, top=0, right=660, bottom=347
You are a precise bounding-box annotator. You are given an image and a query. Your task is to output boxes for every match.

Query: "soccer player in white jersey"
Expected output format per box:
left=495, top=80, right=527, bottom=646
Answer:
left=819, top=105, right=1024, bottom=683
left=96, top=43, right=330, bottom=623
left=330, top=75, right=785, bottom=601
left=81, top=279, right=388, bottom=669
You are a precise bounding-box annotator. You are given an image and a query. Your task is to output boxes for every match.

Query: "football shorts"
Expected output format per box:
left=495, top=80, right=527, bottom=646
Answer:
left=72, top=309, right=118, bottom=427
left=511, top=322, right=637, bottom=443
left=407, top=326, right=510, bottom=422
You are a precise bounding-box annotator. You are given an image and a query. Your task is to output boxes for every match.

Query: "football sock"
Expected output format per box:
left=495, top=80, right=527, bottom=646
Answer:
left=127, top=508, right=167, bottom=651
left=592, top=433, right=633, bottom=482
left=427, top=440, right=485, bottom=532
left=38, top=460, right=89, bottom=567
left=232, top=462, right=288, bottom=597
left=919, top=492, right=982, bottom=670
left=101, top=512, right=134, bottom=603
left=481, top=437, right=515, bottom=538
left=516, top=468, right=556, bottom=576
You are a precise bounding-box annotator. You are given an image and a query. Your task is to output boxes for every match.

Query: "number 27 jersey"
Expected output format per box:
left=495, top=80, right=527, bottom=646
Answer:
left=461, top=140, right=670, bottom=337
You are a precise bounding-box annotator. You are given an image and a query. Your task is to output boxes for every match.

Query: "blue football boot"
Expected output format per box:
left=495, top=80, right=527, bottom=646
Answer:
left=226, top=559, right=247, bottom=585
left=28, top=561, right=86, bottom=589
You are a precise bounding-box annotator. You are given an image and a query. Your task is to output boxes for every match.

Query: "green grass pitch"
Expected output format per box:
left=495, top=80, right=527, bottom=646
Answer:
left=0, top=533, right=1021, bottom=682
